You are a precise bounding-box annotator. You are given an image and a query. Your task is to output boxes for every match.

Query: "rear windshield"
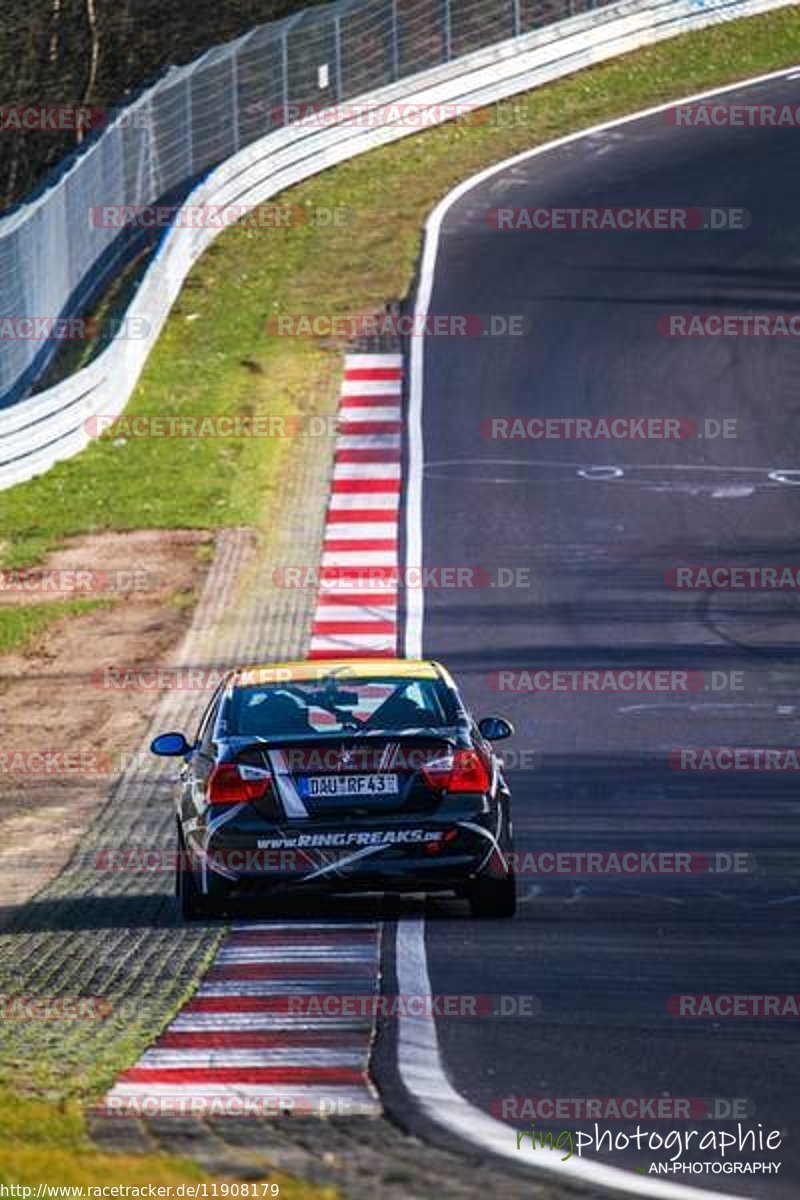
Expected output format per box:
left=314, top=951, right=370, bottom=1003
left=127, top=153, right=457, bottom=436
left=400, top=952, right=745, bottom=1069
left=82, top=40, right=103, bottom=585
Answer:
left=220, top=674, right=459, bottom=739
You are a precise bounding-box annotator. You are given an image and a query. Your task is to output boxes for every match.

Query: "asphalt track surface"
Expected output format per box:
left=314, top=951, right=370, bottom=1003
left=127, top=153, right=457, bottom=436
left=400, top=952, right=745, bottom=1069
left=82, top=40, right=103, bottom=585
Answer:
left=387, top=72, right=800, bottom=1196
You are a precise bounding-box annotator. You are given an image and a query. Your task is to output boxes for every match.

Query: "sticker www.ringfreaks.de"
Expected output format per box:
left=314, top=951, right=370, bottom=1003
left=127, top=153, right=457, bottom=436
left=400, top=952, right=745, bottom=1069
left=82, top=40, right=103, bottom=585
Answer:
left=256, top=829, right=443, bottom=849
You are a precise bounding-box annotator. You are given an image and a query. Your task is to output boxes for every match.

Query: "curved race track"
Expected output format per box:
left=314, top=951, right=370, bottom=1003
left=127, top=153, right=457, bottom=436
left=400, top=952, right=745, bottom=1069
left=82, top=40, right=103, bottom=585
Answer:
left=383, top=68, right=800, bottom=1198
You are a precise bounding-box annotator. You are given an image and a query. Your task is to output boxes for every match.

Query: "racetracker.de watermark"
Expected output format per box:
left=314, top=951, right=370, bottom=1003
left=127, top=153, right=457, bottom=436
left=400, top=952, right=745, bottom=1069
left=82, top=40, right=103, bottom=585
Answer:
left=669, top=748, right=800, bottom=771
left=666, top=565, right=800, bottom=588
left=268, top=101, right=490, bottom=128
left=481, top=417, right=736, bottom=440
left=95, top=848, right=306, bottom=873
left=0, top=750, right=113, bottom=776
left=265, top=313, right=528, bottom=337
left=659, top=314, right=800, bottom=337
left=485, top=207, right=750, bottom=231
left=669, top=994, right=800, bottom=1017
left=0, top=995, right=111, bottom=1019
left=97, top=1094, right=370, bottom=1118
left=487, top=669, right=743, bottom=694
left=665, top=102, right=800, bottom=127
left=0, top=568, right=152, bottom=594
left=89, top=203, right=347, bottom=229
left=507, top=851, right=753, bottom=875
left=91, top=666, right=228, bottom=690
left=0, top=316, right=149, bottom=341
left=84, top=414, right=341, bottom=439
left=268, top=993, right=541, bottom=1017
left=0, top=105, right=142, bottom=132
left=493, top=1096, right=753, bottom=1120
left=273, top=566, right=532, bottom=589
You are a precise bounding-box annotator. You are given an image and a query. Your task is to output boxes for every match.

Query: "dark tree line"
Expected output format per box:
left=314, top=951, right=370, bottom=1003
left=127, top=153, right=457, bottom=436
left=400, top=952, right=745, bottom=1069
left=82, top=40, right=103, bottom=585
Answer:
left=0, top=0, right=324, bottom=209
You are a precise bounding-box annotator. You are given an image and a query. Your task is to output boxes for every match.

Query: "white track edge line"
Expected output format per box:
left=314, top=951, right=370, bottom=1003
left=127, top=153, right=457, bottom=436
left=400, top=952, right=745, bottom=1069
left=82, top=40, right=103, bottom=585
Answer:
left=398, top=66, right=800, bottom=1200
left=403, top=57, right=800, bottom=662
left=396, top=917, right=735, bottom=1200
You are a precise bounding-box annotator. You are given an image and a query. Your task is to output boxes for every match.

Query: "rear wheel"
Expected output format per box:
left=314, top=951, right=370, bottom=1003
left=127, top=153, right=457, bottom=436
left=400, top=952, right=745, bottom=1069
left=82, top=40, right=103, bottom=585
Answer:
left=467, top=873, right=516, bottom=918
left=176, top=822, right=214, bottom=920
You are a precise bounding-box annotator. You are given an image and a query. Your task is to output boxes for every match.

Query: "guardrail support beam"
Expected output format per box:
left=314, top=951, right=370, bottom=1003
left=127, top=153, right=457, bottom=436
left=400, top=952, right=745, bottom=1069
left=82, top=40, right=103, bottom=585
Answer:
left=390, top=0, right=400, bottom=79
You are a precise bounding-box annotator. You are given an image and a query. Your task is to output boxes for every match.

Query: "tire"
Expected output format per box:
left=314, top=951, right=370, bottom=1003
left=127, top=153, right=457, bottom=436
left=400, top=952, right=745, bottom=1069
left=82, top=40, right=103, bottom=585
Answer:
left=467, top=873, right=517, bottom=918
left=176, top=822, right=214, bottom=920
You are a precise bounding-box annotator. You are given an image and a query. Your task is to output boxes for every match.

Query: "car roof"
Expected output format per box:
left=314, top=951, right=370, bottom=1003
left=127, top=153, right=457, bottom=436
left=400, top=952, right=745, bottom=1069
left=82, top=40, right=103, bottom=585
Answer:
left=228, top=658, right=449, bottom=687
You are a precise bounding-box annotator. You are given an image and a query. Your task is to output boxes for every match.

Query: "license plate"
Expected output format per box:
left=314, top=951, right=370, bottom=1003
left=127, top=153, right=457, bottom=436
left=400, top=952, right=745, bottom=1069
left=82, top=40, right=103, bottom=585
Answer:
left=302, top=774, right=400, bottom=798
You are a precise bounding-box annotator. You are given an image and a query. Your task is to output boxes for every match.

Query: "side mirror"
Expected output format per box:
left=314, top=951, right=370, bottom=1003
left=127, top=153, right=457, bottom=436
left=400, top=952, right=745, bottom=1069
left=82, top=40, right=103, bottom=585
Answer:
left=150, top=731, right=192, bottom=757
left=478, top=716, right=514, bottom=742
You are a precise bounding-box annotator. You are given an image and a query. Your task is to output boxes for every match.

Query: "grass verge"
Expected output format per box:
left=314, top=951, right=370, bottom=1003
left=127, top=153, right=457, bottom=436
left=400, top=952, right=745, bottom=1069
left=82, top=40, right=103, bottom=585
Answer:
left=0, top=1093, right=332, bottom=1196
left=1, top=8, right=799, bottom=566
left=0, top=600, right=110, bottom=655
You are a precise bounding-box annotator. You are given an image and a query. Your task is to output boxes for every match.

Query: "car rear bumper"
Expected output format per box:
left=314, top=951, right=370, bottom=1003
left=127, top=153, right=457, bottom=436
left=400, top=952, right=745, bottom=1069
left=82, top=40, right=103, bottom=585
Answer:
left=189, top=810, right=511, bottom=896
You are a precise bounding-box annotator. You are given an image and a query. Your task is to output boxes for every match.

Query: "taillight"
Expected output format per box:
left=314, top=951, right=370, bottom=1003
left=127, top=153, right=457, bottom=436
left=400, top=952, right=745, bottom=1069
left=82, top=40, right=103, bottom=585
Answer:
left=207, top=763, right=272, bottom=806
left=423, top=749, right=490, bottom=794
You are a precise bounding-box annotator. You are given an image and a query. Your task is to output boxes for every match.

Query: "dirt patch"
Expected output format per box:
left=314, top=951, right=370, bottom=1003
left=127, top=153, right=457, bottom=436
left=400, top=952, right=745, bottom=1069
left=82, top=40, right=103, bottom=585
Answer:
left=0, top=527, right=206, bottom=607
left=0, top=528, right=214, bottom=913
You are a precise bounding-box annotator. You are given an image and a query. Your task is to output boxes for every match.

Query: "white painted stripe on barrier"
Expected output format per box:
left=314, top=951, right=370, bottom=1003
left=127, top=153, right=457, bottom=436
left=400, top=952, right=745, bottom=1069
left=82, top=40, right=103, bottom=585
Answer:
left=339, top=406, right=402, bottom=422
left=337, top=434, right=402, bottom=450
left=343, top=353, right=403, bottom=370
left=215, top=945, right=378, bottom=962
left=315, top=606, right=397, bottom=622
left=328, top=493, right=400, bottom=510
left=197, top=981, right=378, bottom=997
left=230, top=922, right=375, bottom=932
left=316, top=590, right=396, bottom=605
left=333, top=463, right=402, bottom=479
left=169, top=1015, right=372, bottom=1032
left=340, top=380, right=403, bottom=396
left=139, top=1049, right=366, bottom=1068
left=308, top=635, right=396, bottom=653
left=321, top=551, right=398, bottom=568
left=325, top=522, right=398, bottom=539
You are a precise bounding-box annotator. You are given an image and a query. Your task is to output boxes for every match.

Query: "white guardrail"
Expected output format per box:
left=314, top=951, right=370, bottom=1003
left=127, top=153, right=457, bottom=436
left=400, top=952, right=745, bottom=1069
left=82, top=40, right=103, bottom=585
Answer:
left=0, top=0, right=793, bottom=489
